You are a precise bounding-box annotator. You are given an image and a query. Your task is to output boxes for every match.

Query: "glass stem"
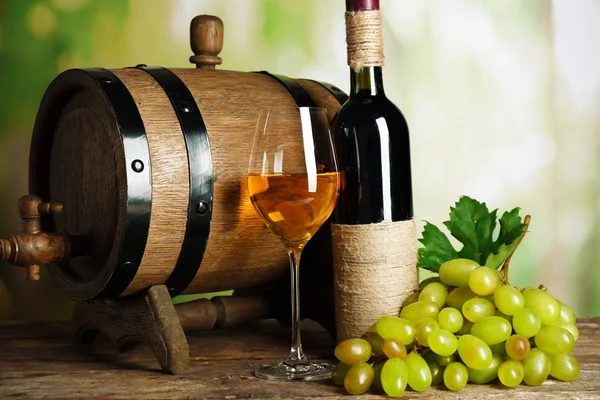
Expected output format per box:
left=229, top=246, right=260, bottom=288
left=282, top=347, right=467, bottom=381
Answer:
left=285, top=247, right=308, bottom=366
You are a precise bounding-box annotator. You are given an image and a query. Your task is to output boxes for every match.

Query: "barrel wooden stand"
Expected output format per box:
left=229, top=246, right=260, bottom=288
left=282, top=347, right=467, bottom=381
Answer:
left=70, top=283, right=278, bottom=375
left=69, top=255, right=336, bottom=375
left=72, top=285, right=190, bottom=374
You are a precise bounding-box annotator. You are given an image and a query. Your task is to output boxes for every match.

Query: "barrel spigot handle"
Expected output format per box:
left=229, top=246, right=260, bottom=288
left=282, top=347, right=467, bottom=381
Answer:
left=189, top=15, right=224, bottom=69
left=0, top=195, right=70, bottom=280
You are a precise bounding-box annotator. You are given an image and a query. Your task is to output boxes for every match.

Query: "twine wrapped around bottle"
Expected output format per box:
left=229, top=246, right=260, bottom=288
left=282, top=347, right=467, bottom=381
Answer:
left=331, top=219, right=418, bottom=341
left=345, top=10, right=384, bottom=72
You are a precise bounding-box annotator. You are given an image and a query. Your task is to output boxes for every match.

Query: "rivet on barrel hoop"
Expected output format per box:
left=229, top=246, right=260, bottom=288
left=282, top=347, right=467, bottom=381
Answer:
left=131, top=159, right=144, bottom=172
left=196, top=201, right=209, bottom=216
left=178, top=101, right=194, bottom=113
left=99, top=76, right=113, bottom=84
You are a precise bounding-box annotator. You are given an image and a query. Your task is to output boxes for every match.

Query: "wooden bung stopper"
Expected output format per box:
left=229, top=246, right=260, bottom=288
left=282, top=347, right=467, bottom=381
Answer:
left=189, top=15, right=224, bottom=69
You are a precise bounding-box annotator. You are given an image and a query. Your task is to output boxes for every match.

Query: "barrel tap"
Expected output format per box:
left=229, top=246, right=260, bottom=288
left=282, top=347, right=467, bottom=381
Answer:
left=0, top=195, right=70, bottom=280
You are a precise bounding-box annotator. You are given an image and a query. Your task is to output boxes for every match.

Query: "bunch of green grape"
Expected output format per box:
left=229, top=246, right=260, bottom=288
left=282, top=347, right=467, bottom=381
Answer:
left=331, top=258, right=580, bottom=395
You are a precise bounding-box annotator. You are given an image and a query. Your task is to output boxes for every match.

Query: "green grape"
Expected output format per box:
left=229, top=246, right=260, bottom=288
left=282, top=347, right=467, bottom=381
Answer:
left=402, top=292, right=420, bottom=309
left=522, top=348, right=551, bottom=386
left=512, top=308, right=542, bottom=337
left=549, top=353, right=580, bottom=382
left=372, top=361, right=385, bottom=390
left=456, top=320, right=473, bottom=335
left=361, top=331, right=385, bottom=356
left=447, top=286, right=478, bottom=310
left=415, top=318, right=441, bottom=347
left=494, top=284, right=525, bottom=315
left=504, top=334, right=530, bottom=360
left=522, top=288, right=560, bottom=327
left=558, top=301, right=576, bottom=324
left=457, top=334, right=493, bottom=370
left=406, top=352, right=432, bottom=392
left=462, top=298, right=496, bottom=323
left=334, top=338, right=372, bottom=365
left=419, top=282, right=448, bottom=308
left=428, top=329, right=458, bottom=357
left=382, top=338, right=407, bottom=359
left=438, top=307, right=463, bottom=333
left=470, top=316, right=512, bottom=345
left=498, top=359, right=524, bottom=387
left=489, top=342, right=506, bottom=357
left=332, top=362, right=352, bottom=386
left=468, top=266, right=501, bottom=296
left=419, top=276, right=442, bottom=288
left=495, top=309, right=513, bottom=324
left=467, top=354, right=502, bottom=384
left=375, top=316, right=416, bottom=345
left=344, top=361, right=375, bottom=395
left=439, top=258, right=480, bottom=287
left=534, top=326, right=575, bottom=355
left=380, top=358, right=409, bottom=397
left=400, top=301, right=440, bottom=323
left=427, top=360, right=444, bottom=386
left=443, top=362, right=469, bottom=391
left=557, top=322, right=579, bottom=342
left=435, top=353, right=456, bottom=367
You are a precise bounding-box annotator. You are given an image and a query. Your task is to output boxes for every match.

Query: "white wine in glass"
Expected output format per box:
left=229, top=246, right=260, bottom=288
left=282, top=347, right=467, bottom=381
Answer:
left=248, top=107, right=340, bottom=381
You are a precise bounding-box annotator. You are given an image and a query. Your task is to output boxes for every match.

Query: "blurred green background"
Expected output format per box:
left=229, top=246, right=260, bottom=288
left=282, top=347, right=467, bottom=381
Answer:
left=0, top=0, right=599, bottom=320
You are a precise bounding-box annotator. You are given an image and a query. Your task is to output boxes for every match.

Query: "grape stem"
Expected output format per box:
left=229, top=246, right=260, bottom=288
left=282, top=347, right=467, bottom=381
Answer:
left=420, top=348, right=432, bottom=357
left=500, top=215, right=531, bottom=285
left=414, top=342, right=425, bottom=354
left=368, top=354, right=388, bottom=365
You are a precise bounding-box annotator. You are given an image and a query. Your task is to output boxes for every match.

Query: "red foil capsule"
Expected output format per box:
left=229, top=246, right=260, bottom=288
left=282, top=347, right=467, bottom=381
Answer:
left=346, top=0, right=380, bottom=11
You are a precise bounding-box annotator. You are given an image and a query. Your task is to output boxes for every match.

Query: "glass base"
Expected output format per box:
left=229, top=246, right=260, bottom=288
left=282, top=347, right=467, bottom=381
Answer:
left=254, top=361, right=334, bottom=381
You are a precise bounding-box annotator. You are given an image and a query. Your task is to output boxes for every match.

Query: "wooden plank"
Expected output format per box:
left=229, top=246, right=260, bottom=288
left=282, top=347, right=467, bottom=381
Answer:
left=0, top=318, right=598, bottom=400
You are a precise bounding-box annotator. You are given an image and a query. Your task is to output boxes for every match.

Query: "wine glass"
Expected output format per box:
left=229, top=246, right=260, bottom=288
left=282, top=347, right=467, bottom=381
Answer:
left=248, top=107, right=340, bottom=381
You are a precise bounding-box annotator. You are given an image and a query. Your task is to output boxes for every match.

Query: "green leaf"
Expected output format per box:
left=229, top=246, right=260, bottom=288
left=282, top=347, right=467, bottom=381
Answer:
left=486, top=207, right=526, bottom=268
left=494, top=208, right=525, bottom=247
left=443, top=196, right=497, bottom=263
left=417, top=222, right=459, bottom=272
left=485, top=240, right=520, bottom=269
left=417, top=196, right=526, bottom=271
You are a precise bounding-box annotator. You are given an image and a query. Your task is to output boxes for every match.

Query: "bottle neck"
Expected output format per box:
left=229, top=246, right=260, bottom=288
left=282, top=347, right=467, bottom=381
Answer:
left=350, top=66, right=385, bottom=97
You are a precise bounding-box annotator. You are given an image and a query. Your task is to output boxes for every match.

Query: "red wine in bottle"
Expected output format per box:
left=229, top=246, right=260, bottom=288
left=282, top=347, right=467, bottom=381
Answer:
left=332, top=0, right=412, bottom=224
left=330, top=0, right=417, bottom=341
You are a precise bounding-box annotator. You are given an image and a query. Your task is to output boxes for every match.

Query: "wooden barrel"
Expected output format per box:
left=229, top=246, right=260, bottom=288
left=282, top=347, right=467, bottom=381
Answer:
left=29, top=66, right=347, bottom=300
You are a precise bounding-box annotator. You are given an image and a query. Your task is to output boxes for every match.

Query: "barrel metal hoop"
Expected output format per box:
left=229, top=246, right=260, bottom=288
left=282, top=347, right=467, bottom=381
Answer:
left=135, top=65, right=214, bottom=297
left=82, top=68, right=152, bottom=297
left=309, top=80, right=349, bottom=105
left=254, top=71, right=317, bottom=107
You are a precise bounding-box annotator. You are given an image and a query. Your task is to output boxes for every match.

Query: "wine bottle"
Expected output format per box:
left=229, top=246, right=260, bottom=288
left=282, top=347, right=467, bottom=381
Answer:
left=330, top=0, right=418, bottom=341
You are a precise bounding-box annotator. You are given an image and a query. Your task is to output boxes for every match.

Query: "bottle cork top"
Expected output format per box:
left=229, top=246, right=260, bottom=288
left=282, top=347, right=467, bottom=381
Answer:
left=346, top=0, right=379, bottom=12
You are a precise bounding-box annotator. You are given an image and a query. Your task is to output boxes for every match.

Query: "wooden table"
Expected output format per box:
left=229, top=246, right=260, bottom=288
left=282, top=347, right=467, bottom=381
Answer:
left=0, top=318, right=598, bottom=399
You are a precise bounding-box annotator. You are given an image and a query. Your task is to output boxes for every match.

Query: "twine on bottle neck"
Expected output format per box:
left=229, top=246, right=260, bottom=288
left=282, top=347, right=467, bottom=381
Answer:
left=345, top=10, right=384, bottom=72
